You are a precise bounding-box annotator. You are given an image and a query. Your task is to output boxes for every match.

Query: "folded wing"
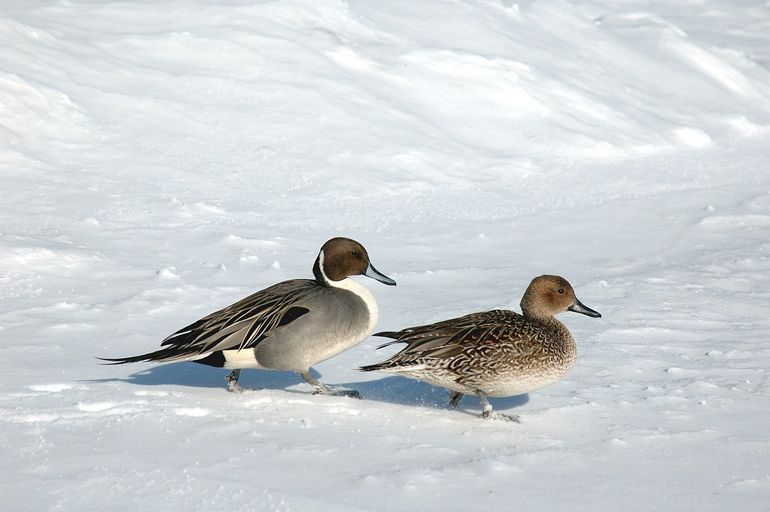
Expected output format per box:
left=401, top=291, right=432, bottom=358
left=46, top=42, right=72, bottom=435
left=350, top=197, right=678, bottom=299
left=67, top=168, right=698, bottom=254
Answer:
left=101, top=279, right=316, bottom=364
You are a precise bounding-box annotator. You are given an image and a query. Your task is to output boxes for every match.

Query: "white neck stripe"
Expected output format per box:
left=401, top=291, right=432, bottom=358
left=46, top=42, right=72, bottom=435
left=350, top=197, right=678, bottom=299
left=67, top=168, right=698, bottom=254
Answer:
left=318, top=249, right=332, bottom=286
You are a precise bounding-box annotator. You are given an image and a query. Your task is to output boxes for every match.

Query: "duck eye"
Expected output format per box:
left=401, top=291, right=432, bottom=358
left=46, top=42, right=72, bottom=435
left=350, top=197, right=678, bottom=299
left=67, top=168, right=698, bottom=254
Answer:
left=557, top=288, right=565, bottom=294
left=351, top=250, right=359, bottom=257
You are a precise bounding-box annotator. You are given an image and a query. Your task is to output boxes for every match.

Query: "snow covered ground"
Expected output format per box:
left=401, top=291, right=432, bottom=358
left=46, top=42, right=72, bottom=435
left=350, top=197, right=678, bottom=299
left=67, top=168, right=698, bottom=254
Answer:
left=2, top=0, right=769, bottom=510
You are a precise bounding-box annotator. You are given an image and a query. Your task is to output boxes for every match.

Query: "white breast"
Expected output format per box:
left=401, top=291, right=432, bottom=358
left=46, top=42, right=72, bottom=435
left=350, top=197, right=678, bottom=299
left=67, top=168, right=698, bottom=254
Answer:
left=316, top=249, right=379, bottom=336
left=326, top=276, right=379, bottom=335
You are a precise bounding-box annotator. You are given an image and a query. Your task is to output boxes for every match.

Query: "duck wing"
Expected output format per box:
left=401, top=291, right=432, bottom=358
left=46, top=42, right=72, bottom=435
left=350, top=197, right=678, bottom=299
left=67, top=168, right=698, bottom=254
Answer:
left=100, top=279, right=316, bottom=364
left=375, top=310, right=518, bottom=344
left=368, top=310, right=533, bottom=365
left=161, top=279, right=316, bottom=353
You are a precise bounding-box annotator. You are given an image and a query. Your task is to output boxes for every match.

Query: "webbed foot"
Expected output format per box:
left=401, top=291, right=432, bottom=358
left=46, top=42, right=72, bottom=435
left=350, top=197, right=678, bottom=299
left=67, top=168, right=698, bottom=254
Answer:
left=480, top=410, right=520, bottom=422
left=477, top=390, right=519, bottom=422
left=302, top=370, right=362, bottom=399
left=312, top=386, right=362, bottom=399
left=225, top=369, right=242, bottom=393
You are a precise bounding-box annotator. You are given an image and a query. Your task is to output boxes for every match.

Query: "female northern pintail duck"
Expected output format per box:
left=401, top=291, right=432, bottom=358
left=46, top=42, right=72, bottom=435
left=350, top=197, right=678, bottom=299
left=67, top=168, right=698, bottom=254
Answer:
left=361, top=275, right=600, bottom=420
left=102, top=237, right=396, bottom=397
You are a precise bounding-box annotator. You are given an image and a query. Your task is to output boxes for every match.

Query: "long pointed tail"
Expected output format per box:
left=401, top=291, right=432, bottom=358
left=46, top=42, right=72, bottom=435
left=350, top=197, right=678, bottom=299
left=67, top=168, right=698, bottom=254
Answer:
left=97, top=346, right=201, bottom=365
left=359, top=362, right=387, bottom=372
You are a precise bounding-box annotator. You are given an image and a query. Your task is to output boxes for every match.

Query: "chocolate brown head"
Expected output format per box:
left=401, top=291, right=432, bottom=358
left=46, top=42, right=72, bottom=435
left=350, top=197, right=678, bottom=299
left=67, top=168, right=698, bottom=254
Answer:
left=520, top=275, right=601, bottom=320
left=313, top=237, right=396, bottom=286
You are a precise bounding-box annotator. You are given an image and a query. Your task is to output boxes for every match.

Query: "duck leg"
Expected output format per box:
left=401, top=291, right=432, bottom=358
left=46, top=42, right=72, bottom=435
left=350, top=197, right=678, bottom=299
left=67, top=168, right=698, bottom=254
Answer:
left=477, top=391, right=519, bottom=422
left=449, top=391, right=464, bottom=408
left=225, top=369, right=242, bottom=393
left=300, top=370, right=361, bottom=399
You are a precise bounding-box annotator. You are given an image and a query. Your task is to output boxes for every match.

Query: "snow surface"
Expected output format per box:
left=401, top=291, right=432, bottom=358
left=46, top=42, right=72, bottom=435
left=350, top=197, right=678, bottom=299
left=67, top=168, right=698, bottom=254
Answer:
left=2, top=0, right=770, bottom=510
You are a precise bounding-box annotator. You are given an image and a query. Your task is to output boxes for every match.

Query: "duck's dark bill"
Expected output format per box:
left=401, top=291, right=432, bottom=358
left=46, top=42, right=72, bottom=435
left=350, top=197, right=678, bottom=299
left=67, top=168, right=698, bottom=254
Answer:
left=568, top=298, right=601, bottom=318
left=364, top=263, right=397, bottom=286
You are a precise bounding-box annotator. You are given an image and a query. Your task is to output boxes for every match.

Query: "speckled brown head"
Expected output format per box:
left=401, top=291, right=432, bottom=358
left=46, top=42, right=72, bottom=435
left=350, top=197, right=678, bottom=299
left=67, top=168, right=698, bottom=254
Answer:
left=520, top=275, right=601, bottom=320
left=313, top=237, right=396, bottom=286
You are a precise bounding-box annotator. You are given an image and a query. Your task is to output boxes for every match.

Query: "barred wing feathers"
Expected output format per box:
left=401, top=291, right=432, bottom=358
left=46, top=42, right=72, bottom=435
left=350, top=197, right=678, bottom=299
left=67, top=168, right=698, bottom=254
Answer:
left=364, top=310, right=537, bottom=370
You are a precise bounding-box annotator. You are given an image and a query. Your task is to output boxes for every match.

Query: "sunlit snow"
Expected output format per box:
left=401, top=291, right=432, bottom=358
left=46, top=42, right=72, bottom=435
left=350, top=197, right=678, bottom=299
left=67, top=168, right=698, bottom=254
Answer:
left=2, top=0, right=769, bottom=510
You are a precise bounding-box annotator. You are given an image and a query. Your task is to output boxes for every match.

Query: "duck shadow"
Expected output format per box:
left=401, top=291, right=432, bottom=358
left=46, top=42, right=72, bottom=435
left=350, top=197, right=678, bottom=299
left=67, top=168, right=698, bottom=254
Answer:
left=90, top=362, right=305, bottom=393
left=91, top=363, right=529, bottom=417
left=344, top=376, right=530, bottom=417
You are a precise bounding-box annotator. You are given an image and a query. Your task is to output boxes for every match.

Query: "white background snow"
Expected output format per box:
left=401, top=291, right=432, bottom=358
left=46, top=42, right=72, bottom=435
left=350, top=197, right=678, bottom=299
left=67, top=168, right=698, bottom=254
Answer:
left=2, top=0, right=769, bottom=510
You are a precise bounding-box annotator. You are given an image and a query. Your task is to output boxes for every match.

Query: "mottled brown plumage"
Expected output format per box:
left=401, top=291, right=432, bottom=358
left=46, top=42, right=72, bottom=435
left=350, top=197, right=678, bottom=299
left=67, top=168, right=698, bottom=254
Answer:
left=361, top=275, right=601, bottom=421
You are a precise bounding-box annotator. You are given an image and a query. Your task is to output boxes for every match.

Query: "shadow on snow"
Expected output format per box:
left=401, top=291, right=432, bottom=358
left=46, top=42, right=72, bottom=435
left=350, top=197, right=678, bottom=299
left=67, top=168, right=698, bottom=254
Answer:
left=91, top=362, right=530, bottom=418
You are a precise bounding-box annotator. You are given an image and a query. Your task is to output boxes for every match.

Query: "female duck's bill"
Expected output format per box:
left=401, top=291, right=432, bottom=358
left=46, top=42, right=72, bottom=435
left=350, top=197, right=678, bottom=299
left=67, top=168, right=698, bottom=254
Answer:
left=568, top=297, right=601, bottom=317
left=100, top=237, right=396, bottom=397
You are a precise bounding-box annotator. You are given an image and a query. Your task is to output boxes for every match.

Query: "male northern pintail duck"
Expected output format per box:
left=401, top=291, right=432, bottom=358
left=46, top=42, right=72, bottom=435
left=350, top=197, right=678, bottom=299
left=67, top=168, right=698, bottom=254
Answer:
left=361, top=275, right=600, bottom=420
left=102, top=237, right=396, bottom=397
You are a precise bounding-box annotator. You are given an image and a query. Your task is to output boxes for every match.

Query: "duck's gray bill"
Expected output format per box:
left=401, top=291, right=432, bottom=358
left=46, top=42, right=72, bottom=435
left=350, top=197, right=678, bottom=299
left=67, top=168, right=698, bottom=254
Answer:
left=568, top=298, right=601, bottom=318
left=364, top=263, right=396, bottom=286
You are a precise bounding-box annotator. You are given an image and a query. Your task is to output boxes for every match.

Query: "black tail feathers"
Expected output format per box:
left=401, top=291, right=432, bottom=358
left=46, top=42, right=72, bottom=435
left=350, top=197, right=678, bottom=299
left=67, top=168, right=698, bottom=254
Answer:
left=96, top=346, right=189, bottom=365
